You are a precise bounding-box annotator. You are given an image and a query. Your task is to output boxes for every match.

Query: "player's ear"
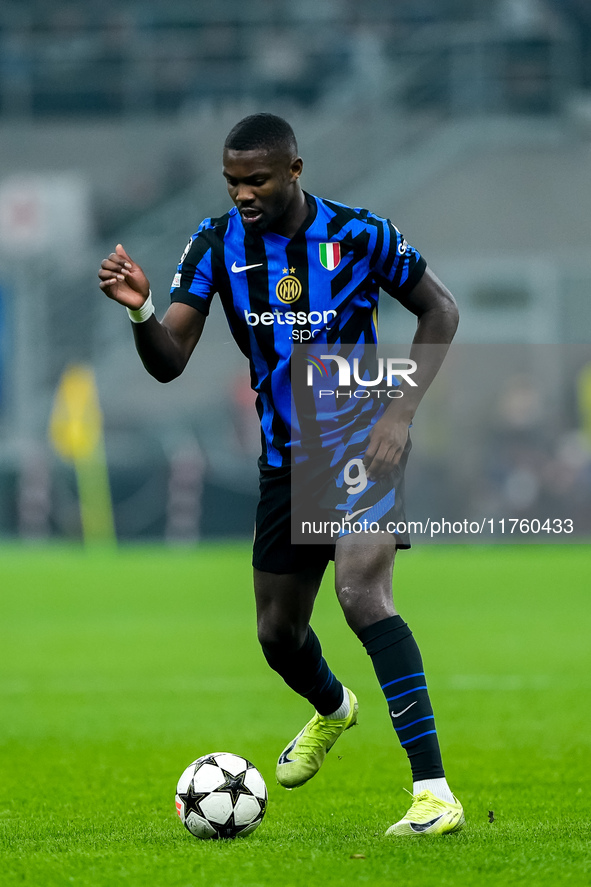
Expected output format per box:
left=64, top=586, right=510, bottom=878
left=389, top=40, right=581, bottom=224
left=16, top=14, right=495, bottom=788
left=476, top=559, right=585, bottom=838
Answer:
left=290, top=157, right=303, bottom=181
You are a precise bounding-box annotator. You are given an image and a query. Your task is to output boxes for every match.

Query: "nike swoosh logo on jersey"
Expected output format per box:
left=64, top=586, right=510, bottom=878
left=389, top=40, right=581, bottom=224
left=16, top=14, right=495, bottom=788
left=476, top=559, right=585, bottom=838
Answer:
left=409, top=814, right=446, bottom=833
left=231, top=261, right=263, bottom=273
left=390, top=701, right=417, bottom=718
left=344, top=506, right=372, bottom=522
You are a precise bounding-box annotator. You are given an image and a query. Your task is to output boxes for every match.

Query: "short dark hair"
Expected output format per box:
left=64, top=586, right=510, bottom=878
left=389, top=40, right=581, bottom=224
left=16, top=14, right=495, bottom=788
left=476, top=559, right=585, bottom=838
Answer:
left=224, top=113, right=298, bottom=156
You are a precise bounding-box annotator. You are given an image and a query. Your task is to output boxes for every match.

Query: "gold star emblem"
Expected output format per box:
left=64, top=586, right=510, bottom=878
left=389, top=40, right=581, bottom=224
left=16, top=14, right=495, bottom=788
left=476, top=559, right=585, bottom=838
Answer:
left=290, top=267, right=296, bottom=274
left=282, top=268, right=288, bottom=275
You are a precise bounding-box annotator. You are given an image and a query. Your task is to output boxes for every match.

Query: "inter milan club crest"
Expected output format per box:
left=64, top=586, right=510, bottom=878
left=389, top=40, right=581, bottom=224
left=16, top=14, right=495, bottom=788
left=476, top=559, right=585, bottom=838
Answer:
left=276, top=268, right=302, bottom=304
left=319, top=242, right=341, bottom=271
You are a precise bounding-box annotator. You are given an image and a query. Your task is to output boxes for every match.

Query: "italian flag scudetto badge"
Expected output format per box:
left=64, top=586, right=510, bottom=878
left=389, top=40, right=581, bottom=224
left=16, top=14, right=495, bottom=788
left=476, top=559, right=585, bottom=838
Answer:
left=319, top=242, right=341, bottom=271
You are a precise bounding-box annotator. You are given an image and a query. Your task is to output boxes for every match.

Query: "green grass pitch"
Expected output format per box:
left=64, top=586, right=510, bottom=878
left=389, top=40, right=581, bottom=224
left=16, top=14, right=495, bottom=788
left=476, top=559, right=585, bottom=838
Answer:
left=0, top=543, right=589, bottom=886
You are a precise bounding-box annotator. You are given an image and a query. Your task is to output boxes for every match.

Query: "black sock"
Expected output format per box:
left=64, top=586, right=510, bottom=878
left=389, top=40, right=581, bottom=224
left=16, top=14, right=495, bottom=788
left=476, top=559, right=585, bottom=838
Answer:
left=359, top=615, right=445, bottom=781
left=261, top=627, right=344, bottom=715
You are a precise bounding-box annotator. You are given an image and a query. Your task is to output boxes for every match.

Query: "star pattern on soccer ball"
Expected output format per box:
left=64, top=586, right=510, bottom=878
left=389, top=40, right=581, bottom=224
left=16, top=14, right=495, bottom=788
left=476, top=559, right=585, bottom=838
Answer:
left=217, top=768, right=253, bottom=805
left=178, top=784, right=209, bottom=818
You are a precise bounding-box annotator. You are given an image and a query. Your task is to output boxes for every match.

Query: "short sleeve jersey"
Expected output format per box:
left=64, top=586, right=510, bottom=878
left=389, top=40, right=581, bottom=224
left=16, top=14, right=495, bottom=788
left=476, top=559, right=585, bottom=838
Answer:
left=170, top=192, right=426, bottom=467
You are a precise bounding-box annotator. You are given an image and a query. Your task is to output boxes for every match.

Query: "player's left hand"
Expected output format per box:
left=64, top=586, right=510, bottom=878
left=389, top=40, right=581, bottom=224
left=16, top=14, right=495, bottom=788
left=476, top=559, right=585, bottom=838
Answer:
left=363, top=411, right=411, bottom=480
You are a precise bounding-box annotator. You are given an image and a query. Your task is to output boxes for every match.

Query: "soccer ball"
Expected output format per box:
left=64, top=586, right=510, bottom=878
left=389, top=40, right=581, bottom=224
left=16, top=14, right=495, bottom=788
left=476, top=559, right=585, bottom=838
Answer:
left=175, top=752, right=267, bottom=840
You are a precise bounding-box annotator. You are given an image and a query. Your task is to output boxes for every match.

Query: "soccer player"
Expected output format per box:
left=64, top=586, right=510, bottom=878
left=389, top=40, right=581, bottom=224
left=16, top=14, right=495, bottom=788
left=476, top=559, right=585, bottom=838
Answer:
left=98, top=113, right=463, bottom=836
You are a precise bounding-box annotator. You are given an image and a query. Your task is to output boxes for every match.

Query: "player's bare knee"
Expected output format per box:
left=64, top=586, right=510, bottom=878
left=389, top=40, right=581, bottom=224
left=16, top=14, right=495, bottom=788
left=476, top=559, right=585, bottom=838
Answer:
left=257, top=619, right=307, bottom=652
left=335, top=583, right=357, bottom=612
left=335, top=580, right=396, bottom=634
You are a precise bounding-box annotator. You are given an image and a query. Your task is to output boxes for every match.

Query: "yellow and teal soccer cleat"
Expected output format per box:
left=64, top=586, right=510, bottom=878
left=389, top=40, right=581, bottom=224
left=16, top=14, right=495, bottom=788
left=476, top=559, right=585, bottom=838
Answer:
left=386, top=789, right=465, bottom=836
left=276, top=688, right=358, bottom=788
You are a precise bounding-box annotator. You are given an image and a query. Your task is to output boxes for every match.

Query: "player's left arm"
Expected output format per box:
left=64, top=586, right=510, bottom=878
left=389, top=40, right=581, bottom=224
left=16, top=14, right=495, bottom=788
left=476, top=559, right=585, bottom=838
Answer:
left=364, top=266, right=459, bottom=480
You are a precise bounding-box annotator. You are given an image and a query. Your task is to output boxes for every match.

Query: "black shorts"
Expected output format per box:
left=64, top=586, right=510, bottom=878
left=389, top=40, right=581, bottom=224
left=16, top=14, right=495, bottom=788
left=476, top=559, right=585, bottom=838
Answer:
left=252, top=439, right=411, bottom=575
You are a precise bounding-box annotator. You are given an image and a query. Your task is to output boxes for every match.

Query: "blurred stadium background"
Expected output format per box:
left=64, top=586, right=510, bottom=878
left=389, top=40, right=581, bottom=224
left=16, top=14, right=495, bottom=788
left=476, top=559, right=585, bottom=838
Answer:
left=1, top=0, right=590, bottom=543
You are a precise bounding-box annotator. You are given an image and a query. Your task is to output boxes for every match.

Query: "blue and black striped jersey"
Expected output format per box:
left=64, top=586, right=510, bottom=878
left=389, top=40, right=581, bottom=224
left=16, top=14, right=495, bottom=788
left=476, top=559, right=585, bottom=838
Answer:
left=170, top=192, right=426, bottom=467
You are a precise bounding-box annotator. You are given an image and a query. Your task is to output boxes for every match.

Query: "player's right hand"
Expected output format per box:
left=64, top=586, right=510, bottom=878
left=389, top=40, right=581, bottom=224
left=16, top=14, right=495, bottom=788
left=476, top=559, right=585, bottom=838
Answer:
left=98, top=244, right=150, bottom=309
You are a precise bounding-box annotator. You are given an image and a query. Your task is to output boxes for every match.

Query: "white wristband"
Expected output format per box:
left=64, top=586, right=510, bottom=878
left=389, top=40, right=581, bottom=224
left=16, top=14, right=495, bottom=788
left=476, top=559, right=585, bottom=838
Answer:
left=126, top=291, right=155, bottom=324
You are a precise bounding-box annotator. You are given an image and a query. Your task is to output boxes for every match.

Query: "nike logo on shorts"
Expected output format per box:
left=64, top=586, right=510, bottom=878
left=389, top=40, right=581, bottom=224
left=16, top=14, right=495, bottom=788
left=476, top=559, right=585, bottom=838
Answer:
left=344, top=506, right=372, bottom=522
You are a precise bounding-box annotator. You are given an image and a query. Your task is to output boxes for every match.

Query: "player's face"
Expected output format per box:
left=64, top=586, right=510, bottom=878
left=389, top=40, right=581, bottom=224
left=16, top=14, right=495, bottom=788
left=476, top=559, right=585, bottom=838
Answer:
left=222, top=148, right=303, bottom=233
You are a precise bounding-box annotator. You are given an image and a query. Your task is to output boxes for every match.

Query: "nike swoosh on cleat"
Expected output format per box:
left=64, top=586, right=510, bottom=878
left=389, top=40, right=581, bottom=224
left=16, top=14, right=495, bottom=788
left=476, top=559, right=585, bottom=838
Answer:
left=390, top=701, right=417, bottom=718
left=278, top=739, right=298, bottom=765
left=231, top=261, right=263, bottom=273
left=343, top=506, right=371, bottom=522
left=409, top=814, right=446, bottom=833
